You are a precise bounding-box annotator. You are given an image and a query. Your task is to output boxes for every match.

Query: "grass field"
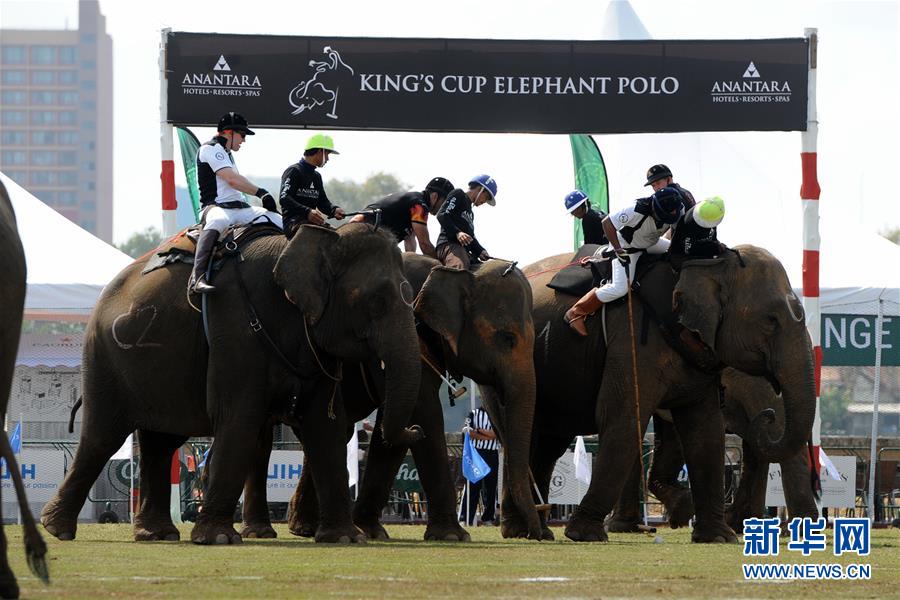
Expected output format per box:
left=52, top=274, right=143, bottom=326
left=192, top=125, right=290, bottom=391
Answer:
left=3, top=524, right=899, bottom=598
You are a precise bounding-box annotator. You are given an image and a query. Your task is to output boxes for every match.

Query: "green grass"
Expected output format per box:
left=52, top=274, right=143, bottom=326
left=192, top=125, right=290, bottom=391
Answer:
left=3, top=524, right=899, bottom=598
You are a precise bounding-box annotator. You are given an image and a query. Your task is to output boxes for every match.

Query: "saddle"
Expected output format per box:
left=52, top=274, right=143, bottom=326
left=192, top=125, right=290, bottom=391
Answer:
left=141, top=221, right=283, bottom=276
left=546, top=244, right=662, bottom=300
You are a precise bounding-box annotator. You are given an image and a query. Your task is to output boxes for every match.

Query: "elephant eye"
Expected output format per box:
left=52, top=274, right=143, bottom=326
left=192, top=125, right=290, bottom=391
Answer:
left=495, top=330, right=517, bottom=350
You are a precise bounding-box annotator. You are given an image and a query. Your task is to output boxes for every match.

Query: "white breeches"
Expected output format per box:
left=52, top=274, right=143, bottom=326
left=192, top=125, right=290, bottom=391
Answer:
left=595, top=238, right=670, bottom=303
left=203, top=205, right=283, bottom=236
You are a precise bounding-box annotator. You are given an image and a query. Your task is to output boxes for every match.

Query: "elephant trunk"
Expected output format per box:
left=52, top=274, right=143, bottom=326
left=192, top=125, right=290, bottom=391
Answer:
left=377, top=315, right=425, bottom=447
left=481, top=362, right=543, bottom=540
left=749, top=334, right=817, bottom=464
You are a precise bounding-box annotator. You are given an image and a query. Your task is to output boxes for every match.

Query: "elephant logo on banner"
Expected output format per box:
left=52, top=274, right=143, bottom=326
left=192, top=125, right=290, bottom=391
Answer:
left=288, top=46, right=355, bottom=120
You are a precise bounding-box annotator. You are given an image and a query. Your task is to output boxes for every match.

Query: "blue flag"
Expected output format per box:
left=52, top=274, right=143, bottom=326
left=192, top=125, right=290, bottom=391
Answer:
left=462, top=431, right=491, bottom=483
left=198, top=448, right=210, bottom=469
left=9, top=422, right=21, bottom=454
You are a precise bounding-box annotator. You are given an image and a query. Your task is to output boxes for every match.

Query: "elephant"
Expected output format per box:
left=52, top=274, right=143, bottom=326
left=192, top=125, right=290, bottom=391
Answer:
left=0, top=181, right=49, bottom=598
left=237, top=255, right=543, bottom=541
left=504, top=246, right=815, bottom=543
left=607, top=368, right=819, bottom=534
left=40, top=223, right=424, bottom=545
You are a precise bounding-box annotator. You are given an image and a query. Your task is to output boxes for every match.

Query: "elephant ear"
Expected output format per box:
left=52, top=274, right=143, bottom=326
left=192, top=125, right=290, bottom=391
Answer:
left=273, top=225, right=339, bottom=325
left=674, top=261, right=726, bottom=351
left=414, top=266, right=474, bottom=356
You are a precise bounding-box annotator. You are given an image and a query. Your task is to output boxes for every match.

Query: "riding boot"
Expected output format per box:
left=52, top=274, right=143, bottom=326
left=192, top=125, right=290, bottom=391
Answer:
left=564, top=288, right=603, bottom=336
left=189, top=229, right=219, bottom=294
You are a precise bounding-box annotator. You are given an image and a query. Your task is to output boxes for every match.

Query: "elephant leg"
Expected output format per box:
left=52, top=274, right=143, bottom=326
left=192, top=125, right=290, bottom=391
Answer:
left=406, top=380, right=470, bottom=542
left=647, top=416, right=694, bottom=529
left=297, top=383, right=364, bottom=544
left=133, top=430, right=187, bottom=541
left=41, top=411, right=133, bottom=541
left=287, top=450, right=319, bottom=537
left=191, top=383, right=269, bottom=545
left=606, top=454, right=644, bottom=533
left=0, top=518, right=17, bottom=600
left=352, top=414, right=407, bottom=541
left=502, top=432, right=568, bottom=541
left=781, top=449, right=819, bottom=522
left=240, top=421, right=277, bottom=539
left=671, top=393, right=737, bottom=544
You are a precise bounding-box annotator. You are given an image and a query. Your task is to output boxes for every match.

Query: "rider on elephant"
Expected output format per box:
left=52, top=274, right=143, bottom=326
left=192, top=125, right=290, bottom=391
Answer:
left=189, top=112, right=283, bottom=294
left=279, top=133, right=346, bottom=239
left=349, top=176, right=455, bottom=258
left=644, top=163, right=697, bottom=208
left=563, top=185, right=686, bottom=336
left=435, top=174, right=497, bottom=270
left=564, top=190, right=609, bottom=246
left=669, top=196, right=727, bottom=260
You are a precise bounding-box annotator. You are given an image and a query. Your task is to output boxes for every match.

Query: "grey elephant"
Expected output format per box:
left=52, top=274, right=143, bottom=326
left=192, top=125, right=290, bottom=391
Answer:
left=41, top=223, right=424, bottom=545
left=0, top=181, right=49, bottom=598
left=260, top=256, right=543, bottom=541
left=504, top=247, right=816, bottom=542
left=609, top=368, right=819, bottom=534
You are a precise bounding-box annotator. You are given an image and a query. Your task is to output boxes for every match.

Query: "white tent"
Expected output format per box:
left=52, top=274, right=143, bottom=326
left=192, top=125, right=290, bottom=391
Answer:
left=0, top=172, right=132, bottom=319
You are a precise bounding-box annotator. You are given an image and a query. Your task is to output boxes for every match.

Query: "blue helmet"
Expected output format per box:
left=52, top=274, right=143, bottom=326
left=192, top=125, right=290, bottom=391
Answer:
left=564, top=190, right=589, bottom=213
left=652, top=186, right=684, bottom=224
left=468, top=174, right=497, bottom=206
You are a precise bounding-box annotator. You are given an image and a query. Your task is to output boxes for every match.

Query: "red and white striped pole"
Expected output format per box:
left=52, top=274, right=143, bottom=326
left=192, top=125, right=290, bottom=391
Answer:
left=801, top=28, right=822, bottom=476
left=170, top=449, right=183, bottom=524
left=159, top=28, right=178, bottom=236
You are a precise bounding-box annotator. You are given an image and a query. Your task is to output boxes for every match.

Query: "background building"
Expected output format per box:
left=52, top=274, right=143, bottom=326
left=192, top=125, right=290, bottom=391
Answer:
left=1, top=0, right=113, bottom=242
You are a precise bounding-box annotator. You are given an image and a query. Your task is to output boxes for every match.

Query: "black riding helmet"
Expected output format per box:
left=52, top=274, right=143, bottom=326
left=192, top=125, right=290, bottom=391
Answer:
left=217, top=111, right=255, bottom=135
left=652, top=186, right=684, bottom=224
left=424, top=176, right=454, bottom=198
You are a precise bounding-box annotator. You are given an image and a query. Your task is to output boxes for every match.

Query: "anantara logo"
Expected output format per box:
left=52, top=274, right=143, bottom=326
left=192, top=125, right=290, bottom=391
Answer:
left=710, top=61, right=792, bottom=104
left=180, top=54, right=263, bottom=97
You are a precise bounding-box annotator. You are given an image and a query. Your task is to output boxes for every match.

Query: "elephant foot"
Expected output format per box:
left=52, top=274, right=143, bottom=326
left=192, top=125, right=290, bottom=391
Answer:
left=424, top=521, right=470, bottom=542
left=314, top=524, right=366, bottom=544
left=565, top=513, right=609, bottom=543
left=605, top=515, right=644, bottom=533
left=40, top=501, right=77, bottom=541
left=500, top=515, right=553, bottom=541
left=288, top=519, right=317, bottom=538
left=354, top=517, right=390, bottom=541
left=240, top=521, right=277, bottom=539
left=725, top=507, right=747, bottom=535
left=133, top=520, right=180, bottom=542
left=691, top=521, right=738, bottom=544
left=190, top=521, right=243, bottom=545
left=667, top=489, right=695, bottom=530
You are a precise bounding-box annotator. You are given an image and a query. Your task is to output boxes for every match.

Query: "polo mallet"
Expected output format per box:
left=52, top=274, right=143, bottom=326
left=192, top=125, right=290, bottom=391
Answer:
left=344, top=208, right=382, bottom=231
left=484, top=255, right=518, bottom=277
left=622, top=256, right=662, bottom=542
left=528, top=469, right=552, bottom=518
left=420, top=353, right=467, bottom=405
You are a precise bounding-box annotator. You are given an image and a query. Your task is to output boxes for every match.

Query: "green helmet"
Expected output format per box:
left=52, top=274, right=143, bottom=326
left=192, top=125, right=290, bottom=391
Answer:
left=305, top=133, right=339, bottom=154
left=694, top=196, right=725, bottom=228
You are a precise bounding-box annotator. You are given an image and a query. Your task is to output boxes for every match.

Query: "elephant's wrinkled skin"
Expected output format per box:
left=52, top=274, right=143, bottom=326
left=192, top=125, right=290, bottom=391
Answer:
left=239, top=256, right=543, bottom=541
left=40, top=224, right=423, bottom=545
left=506, top=246, right=815, bottom=543
left=608, top=368, right=819, bottom=534
left=0, top=182, right=49, bottom=598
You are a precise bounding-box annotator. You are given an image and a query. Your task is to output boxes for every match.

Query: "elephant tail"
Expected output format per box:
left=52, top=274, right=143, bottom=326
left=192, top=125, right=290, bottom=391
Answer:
left=67, top=396, right=82, bottom=434
left=0, top=428, right=50, bottom=584
left=807, top=438, right=822, bottom=501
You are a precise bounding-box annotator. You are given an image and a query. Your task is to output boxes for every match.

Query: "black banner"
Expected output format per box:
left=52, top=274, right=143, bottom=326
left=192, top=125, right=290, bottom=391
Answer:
left=165, top=33, right=808, bottom=134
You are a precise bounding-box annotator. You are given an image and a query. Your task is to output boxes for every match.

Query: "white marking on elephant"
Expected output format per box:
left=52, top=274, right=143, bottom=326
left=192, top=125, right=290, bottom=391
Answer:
left=111, top=303, right=163, bottom=350
left=785, top=292, right=805, bottom=322
left=399, top=279, right=415, bottom=307
left=538, top=321, right=551, bottom=365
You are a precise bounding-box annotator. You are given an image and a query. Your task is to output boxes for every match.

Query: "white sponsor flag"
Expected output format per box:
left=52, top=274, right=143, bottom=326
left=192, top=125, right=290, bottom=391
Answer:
left=818, top=447, right=842, bottom=482
left=347, top=424, right=359, bottom=487
left=574, top=436, right=592, bottom=484
left=111, top=433, right=133, bottom=460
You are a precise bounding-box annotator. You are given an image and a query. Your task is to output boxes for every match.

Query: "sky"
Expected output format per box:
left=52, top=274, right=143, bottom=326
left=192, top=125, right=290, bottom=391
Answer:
left=2, top=0, right=898, bottom=285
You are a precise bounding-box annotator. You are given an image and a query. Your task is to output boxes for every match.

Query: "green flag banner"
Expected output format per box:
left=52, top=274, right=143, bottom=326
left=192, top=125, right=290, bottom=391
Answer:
left=176, top=126, right=202, bottom=222
left=569, top=135, right=609, bottom=250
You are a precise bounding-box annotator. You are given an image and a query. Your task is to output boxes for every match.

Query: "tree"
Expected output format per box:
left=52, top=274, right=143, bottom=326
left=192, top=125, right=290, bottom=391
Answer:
left=819, top=385, right=852, bottom=435
left=117, top=226, right=164, bottom=259
left=880, top=227, right=900, bottom=245
left=326, top=172, right=409, bottom=214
